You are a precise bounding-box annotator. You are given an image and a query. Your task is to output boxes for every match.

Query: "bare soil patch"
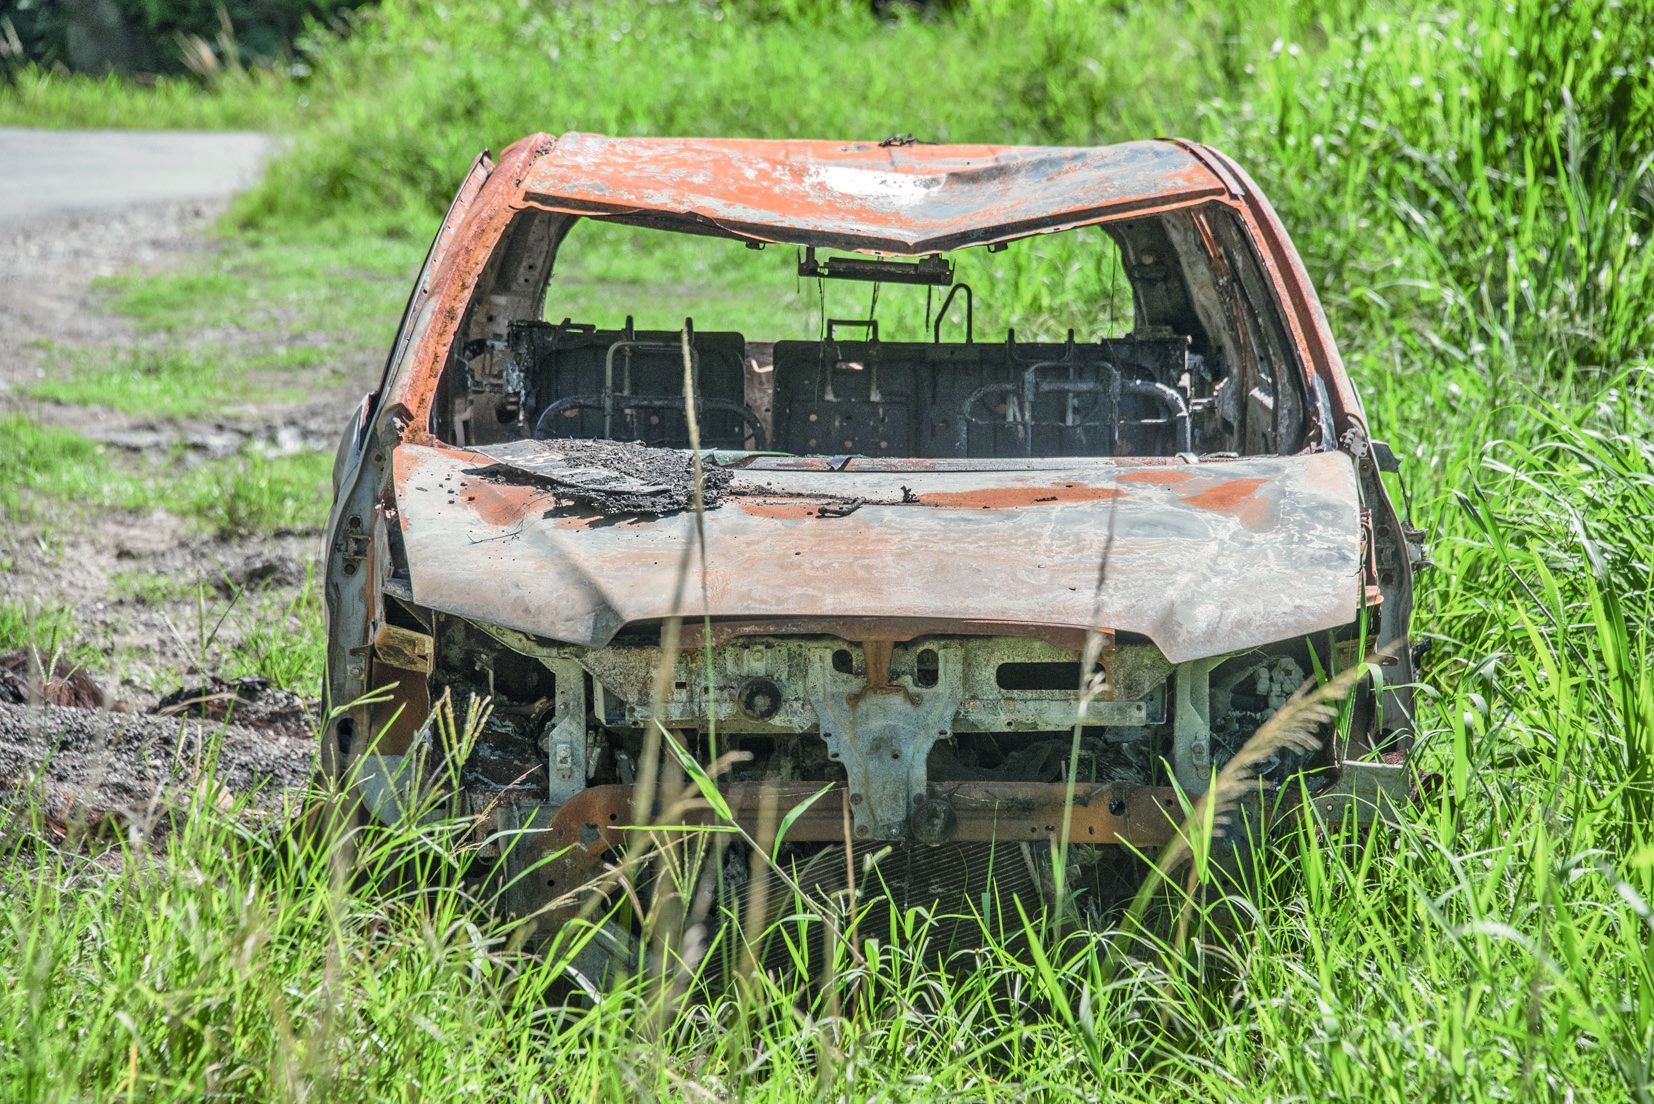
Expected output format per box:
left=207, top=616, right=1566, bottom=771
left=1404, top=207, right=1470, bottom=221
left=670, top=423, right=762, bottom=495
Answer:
left=2, top=198, right=344, bottom=811
left=0, top=699, right=314, bottom=831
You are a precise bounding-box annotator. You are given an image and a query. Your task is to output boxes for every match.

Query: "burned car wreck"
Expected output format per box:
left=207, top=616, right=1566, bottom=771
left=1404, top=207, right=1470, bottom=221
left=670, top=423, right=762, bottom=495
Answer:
left=324, top=134, right=1422, bottom=940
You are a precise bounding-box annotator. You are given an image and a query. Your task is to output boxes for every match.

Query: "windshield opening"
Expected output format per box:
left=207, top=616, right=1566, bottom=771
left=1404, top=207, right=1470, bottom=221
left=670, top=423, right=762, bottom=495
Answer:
left=438, top=205, right=1310, bottom=461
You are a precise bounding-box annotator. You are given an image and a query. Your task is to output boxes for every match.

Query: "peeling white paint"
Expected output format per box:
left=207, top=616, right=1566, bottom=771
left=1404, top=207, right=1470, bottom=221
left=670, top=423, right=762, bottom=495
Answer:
left=803, top=165, right=942, bottom=203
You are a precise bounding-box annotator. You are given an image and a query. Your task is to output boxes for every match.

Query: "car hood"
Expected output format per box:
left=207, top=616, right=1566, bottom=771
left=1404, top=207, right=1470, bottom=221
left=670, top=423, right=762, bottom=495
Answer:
left=392, top=444, right=1362, bottom=664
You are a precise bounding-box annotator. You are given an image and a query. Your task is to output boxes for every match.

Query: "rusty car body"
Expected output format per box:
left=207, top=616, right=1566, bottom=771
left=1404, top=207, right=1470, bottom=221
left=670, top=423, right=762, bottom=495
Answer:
left=323, top=133, right=1423, bottom=944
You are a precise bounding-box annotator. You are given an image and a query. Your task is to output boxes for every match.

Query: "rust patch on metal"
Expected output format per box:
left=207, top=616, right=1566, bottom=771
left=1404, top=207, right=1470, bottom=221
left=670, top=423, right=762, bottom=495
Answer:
left=366, top=660, right=429, bottom=755
left=1179, top=476, right=1270, bottom=528
left=917, top=483, right=1126, bottom=509
left=457, top=474, right=553, bottom=528
left=519, top=778, right=1190, bottom=928
left=553, top=511, right=615, bottom=531
left=530, top=779, right=1187, bottom=913
left=862, top=639, right=894, bottom=690
left=737, top=498, right=833, bottom=520
left=373, top=624, right=433, bottom=674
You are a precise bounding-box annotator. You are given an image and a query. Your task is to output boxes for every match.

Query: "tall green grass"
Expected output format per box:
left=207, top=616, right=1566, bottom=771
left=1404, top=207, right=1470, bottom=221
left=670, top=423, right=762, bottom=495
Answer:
left=1, top=0, right=1651, bottom=1098
left=234, top=0, right=1271, bottom=232
left=4, top=482, right=1651, bottom=1099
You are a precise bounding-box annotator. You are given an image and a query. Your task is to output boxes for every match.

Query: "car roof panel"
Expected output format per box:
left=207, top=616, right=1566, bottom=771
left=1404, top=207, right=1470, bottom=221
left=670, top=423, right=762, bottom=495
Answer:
left=517, top=132, right=1231, bottom=254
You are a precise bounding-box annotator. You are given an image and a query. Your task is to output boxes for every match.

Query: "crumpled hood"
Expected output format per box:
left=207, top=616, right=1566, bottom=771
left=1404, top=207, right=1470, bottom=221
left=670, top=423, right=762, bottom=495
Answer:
left=393, top=444, right=1362, bottom=664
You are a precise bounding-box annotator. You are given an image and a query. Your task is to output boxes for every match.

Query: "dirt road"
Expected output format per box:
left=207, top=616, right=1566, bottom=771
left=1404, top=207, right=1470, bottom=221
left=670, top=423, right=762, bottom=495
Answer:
left=1, top=128, right=274, bottom=393
left=0, top=128, right=272, bottom=228
left=2, top=128, right=322, bottom=826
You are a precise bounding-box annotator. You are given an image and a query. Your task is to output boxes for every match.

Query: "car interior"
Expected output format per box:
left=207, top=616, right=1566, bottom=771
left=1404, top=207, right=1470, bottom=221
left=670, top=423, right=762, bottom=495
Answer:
left=437, top=206, right=1317, bottom=461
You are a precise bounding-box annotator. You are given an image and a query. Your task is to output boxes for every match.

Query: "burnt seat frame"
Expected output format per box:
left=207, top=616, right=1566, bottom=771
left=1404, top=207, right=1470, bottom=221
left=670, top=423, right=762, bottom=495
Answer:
left=509, top=318, right=761, bottom=449
left=770, top=332, right=1192, bottom=459
left=509, top=316, right=1196, bottom=459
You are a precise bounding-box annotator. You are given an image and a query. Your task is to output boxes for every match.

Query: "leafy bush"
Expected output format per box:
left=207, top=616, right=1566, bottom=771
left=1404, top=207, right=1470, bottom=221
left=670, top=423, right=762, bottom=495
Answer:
left=0, top=0, right=370, bottom=74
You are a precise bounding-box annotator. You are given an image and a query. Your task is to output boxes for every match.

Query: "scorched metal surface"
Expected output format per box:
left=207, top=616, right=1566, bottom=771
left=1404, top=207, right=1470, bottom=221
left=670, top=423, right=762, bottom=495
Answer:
left=393, top=446, right=1362, bottom=663
left=316, top=129, right=1426, bottom=949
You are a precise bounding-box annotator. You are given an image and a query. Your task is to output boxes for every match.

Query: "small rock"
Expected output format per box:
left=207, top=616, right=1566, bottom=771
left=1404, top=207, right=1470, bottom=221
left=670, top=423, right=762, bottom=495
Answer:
left=0, top=649, right=106, bottom=709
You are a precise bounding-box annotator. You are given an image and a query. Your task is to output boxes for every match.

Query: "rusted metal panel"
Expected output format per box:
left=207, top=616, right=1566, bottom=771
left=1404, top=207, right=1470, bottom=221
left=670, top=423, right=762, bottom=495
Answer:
left=372, top=623, right=433, bottom=673
left=1184, top=141, right=1367, bottom=444
left=393, top=445, right=1361, bottom=665
left=675, top=616, right=1100, bottom=652
left=503, top=768, right=1402, bottom=921
left=388, top=136, right=548, bottom=445
left=516, top=133, right=1231, bottom=255
left=1292, top=760, right=1408, bottom=829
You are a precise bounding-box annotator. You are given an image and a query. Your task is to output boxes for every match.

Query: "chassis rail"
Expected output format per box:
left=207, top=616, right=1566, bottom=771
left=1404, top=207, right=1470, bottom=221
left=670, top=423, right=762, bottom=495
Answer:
left=499, top=763, right=1407, bottom=920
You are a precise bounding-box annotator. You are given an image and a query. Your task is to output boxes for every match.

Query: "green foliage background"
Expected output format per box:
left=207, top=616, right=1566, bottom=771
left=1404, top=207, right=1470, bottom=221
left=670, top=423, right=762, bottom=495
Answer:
left=0, top=0, right=367, bottom=73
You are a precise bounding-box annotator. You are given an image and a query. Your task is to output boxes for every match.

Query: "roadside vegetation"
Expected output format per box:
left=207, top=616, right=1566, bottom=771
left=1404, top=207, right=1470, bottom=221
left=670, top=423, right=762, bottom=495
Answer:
left=0, top=413, right=331, bottom=536
left=1, top=0, right=1651, bottom=1099
left=0, top=64, right=292, bottom=128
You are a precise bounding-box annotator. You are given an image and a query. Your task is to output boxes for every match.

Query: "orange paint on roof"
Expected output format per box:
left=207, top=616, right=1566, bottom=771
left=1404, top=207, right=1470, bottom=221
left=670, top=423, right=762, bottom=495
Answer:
left=516, top=133, right=1231, bottom=255
left=738, top=499, right=834, bottom=520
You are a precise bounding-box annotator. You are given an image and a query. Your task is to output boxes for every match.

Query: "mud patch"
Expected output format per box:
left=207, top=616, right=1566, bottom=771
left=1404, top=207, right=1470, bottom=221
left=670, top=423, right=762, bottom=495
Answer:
left=0, top=203, right=221, bottom=387
left=0, top=649, right=106, bottom=709
left=84, top=414, right=338, bottom=460
left=212, top=553, right=311, bottom=597
left=2, top=521, right=320, bottom=707
left=0, top=701, right=314, bottom=828
left=1, top=180, right=331, bottom=836
left=153, top=675, right=314, bottom=737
